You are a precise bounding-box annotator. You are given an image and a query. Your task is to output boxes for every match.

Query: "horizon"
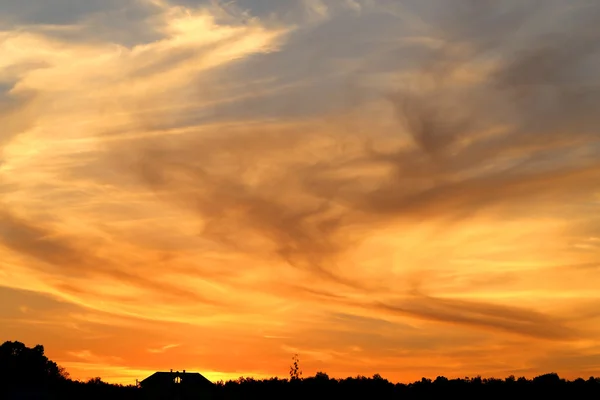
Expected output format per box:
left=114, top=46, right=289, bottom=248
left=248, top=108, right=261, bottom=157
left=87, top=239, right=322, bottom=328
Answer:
left=4, top=340, right=597, bottom=387
left=1, top=0, right=600, bottom=385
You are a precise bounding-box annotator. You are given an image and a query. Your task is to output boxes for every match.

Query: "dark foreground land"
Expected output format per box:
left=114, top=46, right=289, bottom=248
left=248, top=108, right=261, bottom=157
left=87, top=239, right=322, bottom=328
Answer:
left=3, top=341, right=600, bottom=399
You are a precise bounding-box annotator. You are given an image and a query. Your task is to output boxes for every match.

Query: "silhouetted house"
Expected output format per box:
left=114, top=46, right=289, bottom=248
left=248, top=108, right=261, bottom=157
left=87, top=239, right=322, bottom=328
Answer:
left=139, top=370, right=214, bottom=400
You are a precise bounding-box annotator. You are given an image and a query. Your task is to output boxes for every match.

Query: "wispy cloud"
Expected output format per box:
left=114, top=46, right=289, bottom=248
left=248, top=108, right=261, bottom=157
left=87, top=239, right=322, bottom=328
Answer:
left=0, top=0, right=599, bottom=383
left=147, top=343, right=181, bottom=353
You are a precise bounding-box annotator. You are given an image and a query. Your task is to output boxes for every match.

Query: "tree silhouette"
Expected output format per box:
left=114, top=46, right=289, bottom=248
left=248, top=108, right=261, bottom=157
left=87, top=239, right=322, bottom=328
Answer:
left=289, top=354, right=302, bottom=381
left=315, top=371, right=329, bottom=381
left=0, top=341, right=67, bottom=390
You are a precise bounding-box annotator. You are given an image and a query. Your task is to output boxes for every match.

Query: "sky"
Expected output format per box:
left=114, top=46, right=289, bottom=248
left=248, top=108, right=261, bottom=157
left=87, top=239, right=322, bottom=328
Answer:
left=1, top=0, right=600, bottom=385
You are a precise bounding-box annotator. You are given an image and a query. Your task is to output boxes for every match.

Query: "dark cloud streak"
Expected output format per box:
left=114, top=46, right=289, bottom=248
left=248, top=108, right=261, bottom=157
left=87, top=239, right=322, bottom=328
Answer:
left=377, top=294, right=579, bottom=341
left=0, top=210, right=219, bottom=305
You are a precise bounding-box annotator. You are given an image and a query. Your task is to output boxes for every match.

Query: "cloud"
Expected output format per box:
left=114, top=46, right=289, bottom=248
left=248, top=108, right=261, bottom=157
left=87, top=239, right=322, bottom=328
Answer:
left=1, top=0, right=600, bottom=383
left=0, top=209, right=222, bottom=310
left=0, top=0, right=291, bottom=320
left=0, top=85, right=40, bottom=160
left=376, top=294, right=579, bottom=341
left=0, top=0, right=165, bottom=47
left=111, top=0, right=600, bottom=287
left=68, top=349, right=124, bottom=364
left=147, top=343, right=181, bottom=353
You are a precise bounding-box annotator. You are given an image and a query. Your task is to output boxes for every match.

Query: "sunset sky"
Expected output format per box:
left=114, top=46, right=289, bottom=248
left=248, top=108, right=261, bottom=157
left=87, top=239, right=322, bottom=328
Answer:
left=1, top=0, right=600, bottom=385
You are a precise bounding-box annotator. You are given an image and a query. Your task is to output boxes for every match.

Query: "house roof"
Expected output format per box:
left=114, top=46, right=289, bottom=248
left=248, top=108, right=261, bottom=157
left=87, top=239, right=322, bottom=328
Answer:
left=140, top=371, right=213, bottom=387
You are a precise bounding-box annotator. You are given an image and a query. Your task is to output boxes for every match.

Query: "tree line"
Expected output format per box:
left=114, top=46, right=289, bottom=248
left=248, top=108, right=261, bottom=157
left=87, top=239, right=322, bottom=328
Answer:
left=2, top=341, right=600, bottom=399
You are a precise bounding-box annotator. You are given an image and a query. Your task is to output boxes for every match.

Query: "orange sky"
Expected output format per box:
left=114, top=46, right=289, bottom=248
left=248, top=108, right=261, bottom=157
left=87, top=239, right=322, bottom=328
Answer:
left=1, top=0, right=600, bottom=385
